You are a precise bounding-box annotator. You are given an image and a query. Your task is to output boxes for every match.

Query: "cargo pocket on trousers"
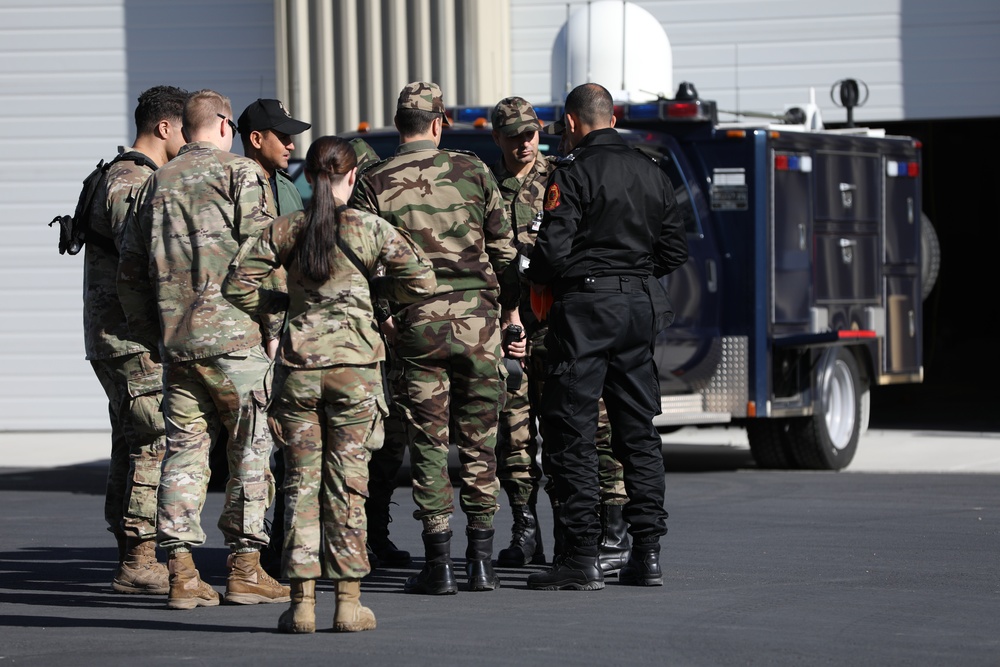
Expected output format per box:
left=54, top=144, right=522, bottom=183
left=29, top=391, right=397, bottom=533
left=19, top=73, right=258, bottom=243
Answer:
left=242, top=480, right=273, bottom=537
left=548, top=359, right=577, bottom=415
left=127, top=352, right=163, bottom=398
left=345, top=476, right=370, bottom=530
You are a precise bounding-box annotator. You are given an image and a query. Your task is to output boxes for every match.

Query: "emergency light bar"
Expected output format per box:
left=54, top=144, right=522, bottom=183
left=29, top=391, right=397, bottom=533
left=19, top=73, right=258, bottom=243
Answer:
left=454, top=107, right=491, bottom=124
left=775, top=154, right=814, bottom=173
left=886, top=160, right=919, bottom=177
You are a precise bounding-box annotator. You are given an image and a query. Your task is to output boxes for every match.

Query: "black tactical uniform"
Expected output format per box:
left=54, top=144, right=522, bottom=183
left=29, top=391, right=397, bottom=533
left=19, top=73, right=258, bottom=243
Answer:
left=525, top=127, right=687, bottom=587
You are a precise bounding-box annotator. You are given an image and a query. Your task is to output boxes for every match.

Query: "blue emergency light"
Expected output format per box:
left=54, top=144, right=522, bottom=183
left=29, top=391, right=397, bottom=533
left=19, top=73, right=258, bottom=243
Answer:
left=626, top=102, right=662, bottom=120
left=454, top=107, right=490, bottom=123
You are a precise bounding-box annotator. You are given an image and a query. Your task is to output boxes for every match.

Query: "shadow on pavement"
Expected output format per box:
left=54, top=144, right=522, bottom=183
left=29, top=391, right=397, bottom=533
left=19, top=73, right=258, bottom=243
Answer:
left=0, top=545, right=233, bottom=607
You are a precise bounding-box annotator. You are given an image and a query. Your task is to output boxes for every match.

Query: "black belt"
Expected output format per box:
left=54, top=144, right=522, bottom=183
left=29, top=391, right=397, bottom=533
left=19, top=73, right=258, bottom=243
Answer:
left=553, top=275, right=648, bottom=298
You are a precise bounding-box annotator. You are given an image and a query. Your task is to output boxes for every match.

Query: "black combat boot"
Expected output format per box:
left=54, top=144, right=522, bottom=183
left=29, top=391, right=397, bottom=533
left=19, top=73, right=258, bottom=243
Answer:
left=366, top=494, right=411, bottom=568
left=526, top=545, right=604, bottom=591
left=404, top=531, right=458, bottom=595
left=465, top=528, right=500, bottom=591
left=497, top=505, right=545, bottom=567
left=598, top=503, right=630, bottom=576
left=619, top=542, right=663, bottom=586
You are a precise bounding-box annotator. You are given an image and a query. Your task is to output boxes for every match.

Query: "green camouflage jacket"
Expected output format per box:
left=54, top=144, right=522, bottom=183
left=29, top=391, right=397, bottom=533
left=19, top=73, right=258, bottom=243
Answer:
left=490, top=154, right=555, bottom=323
left=223, top=205, right=437, bottom=368
left=83, top=150, right=156, bottom=360
left=350, top=139, right=516, bottom=325
left=117, top=141, right=280, bottom=363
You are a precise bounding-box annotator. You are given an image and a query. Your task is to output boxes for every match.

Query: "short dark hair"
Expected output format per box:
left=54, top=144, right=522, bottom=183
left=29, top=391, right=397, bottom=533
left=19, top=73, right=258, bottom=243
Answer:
left=134, top=86, right=189, bottom=136
left=564, top=83, right=614, bottom=128
left=394, top=108, right=440, bottom=138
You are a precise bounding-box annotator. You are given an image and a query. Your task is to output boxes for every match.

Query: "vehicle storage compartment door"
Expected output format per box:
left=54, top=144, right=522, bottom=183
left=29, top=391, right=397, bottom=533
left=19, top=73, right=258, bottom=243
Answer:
left=884, top=275, right=920, bottom=374
left=884, top=157, right=920, bottom=265
left=772, top=156, right=812, bottom=325
left=814, top=152, right=880, bottom=223
left=815, top=233, right=879, bottom=303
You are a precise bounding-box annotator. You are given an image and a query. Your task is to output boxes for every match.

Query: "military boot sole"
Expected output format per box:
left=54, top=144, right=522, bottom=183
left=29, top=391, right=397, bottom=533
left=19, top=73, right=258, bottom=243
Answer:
left=466, top=577, right=500, bottom=592
left=278, top=612, right=316, bottom=634
left=527, top=577, right=605, bottom=591
left=333, top=618, right=377, bottom=632
left=278, top=621, right=316, bottom=634
left=403, top=580, right=458, bottom=595
left=167, top=594, right=221, bottom=610
left=619, top=570, right=664, bottom=586
left=112, top=579, right=169, bottom=595
left=224, top=591, right=292, bottom=605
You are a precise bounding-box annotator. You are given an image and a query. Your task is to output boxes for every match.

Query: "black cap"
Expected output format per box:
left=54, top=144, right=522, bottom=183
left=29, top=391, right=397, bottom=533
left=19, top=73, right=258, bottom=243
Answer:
left=237, top=99, right=311, bottom=136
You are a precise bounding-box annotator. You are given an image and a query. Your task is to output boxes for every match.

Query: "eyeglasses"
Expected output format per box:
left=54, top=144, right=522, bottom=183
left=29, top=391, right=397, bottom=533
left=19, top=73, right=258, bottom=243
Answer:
left=217, top=113, right=238, bottom=135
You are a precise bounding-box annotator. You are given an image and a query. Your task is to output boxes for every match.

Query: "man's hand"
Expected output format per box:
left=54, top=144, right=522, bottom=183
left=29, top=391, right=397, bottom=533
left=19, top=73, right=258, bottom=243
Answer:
left=501, top=308, right=527, bottom=360
left=265, top=337, right=279, bottom=360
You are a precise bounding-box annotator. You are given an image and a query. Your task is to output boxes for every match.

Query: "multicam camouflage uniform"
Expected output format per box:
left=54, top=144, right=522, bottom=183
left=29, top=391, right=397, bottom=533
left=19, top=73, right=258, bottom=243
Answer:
left=352, top=139, right=516, bottom=533
left=223, top=205, right=436, bottom=580
left=85, top=150, right=165, bottom=544
left=491, top=154, right=627, bottom=511
left=118, top=140, right=281, bottom=554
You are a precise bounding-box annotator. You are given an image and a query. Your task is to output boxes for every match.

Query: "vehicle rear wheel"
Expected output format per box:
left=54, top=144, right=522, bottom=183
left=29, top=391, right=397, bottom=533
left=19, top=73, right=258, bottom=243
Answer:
left=920, top=213, right=941, bottom=301
left=785, top=348, right=861, bottom=470
left=746, top=420, right=795, bottom=469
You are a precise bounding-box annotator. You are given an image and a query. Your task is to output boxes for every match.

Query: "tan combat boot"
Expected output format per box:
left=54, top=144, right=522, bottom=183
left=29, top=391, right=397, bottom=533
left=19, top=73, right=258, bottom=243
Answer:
left=113, top=538, right=169, bottom=594
left=333, top=579, right=376, bottom=632
left=225, top=550, right=291, bottom=605
left=277, top=579, right=316, bottom=634
left=167, top=551, right=221, bottom=610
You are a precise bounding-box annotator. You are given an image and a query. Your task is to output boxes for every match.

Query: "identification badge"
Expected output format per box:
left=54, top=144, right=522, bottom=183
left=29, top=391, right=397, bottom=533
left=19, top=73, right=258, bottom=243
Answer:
left=518, top=254, right=531, bottom=274
left=530, top=211, right=543, bottom=232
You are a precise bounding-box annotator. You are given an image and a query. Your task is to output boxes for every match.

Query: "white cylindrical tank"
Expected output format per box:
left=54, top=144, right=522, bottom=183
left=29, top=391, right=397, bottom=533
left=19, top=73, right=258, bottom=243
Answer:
left=550, top=1, right=672, bottom=102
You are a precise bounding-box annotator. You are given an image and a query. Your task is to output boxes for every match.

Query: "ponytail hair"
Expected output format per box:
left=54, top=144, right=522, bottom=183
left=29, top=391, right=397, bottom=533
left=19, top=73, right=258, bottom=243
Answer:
left=293, top=136, right=357, bottom=282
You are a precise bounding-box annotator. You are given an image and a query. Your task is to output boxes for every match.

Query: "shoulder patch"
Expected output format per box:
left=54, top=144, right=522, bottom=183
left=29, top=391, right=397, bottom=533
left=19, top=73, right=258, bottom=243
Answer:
left=544, top=183, right=561, bottom=211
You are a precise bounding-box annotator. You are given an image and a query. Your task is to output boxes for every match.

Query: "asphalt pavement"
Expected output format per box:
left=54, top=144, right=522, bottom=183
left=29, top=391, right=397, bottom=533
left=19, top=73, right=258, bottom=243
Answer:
left=2, top=381, right=999, bottom=666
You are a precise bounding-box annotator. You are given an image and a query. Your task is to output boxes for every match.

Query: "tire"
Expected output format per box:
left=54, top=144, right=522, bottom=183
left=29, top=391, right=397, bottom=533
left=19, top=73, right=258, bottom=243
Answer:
left=920, top=213, right=941, bottom=301
left=785, top=348, right=862, bottom=470
left=746, top=420, right=795, bottom=469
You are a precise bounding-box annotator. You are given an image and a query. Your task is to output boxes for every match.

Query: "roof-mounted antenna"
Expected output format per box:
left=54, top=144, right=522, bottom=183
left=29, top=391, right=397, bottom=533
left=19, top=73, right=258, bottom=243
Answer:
left=831, top=78, right=869, bottom=128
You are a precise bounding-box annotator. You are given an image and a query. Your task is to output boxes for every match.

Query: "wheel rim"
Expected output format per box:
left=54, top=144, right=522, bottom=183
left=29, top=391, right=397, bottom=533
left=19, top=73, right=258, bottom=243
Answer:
left=823, top=358, right=857, bottom=450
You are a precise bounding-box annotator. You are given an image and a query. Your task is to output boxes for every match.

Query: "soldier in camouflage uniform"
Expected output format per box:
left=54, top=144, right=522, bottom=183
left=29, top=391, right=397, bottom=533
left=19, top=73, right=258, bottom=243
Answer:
left=351, top=82, right=516, bottom=595
left=236, top=97, right=311, bottom=578
left=85, top=85, right=188, bottom=594
left=224, top=135, right=437, bottom=633
left=118, top=89, right=289, bottom=610
left=488, top=97, right=631, bottom=572
left=346, top=137, right=416, bottom=572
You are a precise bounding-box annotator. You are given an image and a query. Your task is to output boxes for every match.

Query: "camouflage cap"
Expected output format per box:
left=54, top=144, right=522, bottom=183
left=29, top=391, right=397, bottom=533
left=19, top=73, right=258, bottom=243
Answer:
left=397, top=81, right=451, bottom=125
left=543, top=117, right=566, bottom=135
left=491, top=97, right=542, bottom=137
left=349, top=137, right=380, bottom=171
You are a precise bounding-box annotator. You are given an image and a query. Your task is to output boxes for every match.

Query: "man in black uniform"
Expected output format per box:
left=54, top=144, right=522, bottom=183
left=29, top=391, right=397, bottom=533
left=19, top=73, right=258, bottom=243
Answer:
left=525, top=83, right=687, bottom=591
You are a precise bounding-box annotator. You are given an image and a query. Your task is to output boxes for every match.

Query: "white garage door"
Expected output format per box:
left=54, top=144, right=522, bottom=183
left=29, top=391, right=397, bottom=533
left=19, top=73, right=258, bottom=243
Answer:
left=0, top=0, right=276, bottom=433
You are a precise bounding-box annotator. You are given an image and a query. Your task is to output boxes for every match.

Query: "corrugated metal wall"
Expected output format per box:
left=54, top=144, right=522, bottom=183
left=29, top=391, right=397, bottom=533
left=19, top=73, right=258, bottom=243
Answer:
left=274, top=0, right=511, bottom=146
left=511, top=0, right=1000, bottom=123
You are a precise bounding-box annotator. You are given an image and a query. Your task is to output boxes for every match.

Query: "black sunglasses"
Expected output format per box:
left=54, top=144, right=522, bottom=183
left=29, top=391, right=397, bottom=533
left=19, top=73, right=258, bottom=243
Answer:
left=217, top=113, right=238, bottom=135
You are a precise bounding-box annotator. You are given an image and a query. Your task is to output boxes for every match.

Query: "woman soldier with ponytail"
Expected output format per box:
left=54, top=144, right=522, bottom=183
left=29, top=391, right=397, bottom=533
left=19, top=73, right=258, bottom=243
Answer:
left=223, top=136, right=436, bottom=634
